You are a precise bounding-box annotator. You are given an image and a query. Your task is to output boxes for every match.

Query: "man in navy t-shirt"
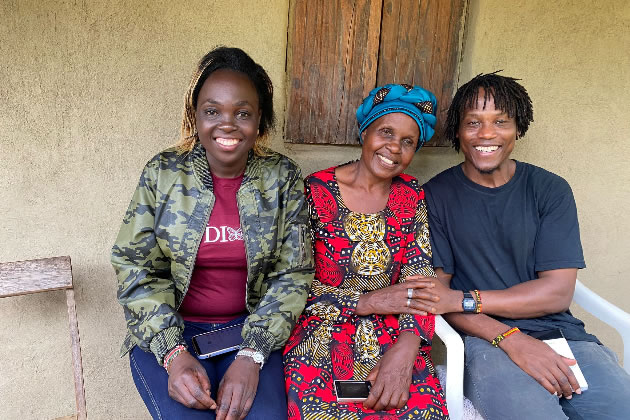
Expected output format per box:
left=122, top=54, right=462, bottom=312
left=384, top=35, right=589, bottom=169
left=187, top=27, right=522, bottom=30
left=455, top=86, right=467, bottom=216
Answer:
left=422, top=72, right=630, bottom=419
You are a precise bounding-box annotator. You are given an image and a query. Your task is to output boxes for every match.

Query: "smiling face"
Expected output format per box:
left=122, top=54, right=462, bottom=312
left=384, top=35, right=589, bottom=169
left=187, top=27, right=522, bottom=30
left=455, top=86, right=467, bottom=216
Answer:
left=359, top=112, right=419, bottom=181
left=195, top=69, right=262, bottom=178
left=458, top=88, right=518, bottom=184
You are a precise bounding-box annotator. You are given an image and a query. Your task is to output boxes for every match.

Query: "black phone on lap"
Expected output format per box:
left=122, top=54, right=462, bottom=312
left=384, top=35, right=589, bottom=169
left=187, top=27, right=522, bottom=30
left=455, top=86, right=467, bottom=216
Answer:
left=191, top=323, right=244, bottom=359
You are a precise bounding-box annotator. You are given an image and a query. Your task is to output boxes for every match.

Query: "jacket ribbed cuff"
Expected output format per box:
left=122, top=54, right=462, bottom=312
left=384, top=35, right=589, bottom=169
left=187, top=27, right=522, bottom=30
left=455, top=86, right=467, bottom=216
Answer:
left=149, top=326, right=186, bottom=365
left=240, top=327, right=275, bottom=362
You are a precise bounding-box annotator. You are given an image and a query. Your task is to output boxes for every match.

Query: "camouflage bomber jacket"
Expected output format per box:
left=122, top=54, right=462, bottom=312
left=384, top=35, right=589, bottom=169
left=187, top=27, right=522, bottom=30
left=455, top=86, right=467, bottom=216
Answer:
left=112, top=142, right=314, bottom=364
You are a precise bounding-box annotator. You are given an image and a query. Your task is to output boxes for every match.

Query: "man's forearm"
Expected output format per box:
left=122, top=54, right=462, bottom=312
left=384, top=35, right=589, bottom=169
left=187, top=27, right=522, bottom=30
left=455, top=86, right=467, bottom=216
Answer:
left=443, top=312, right=511, bottom=343
left=476, top=271, right=575, bottom=319
left=435, top=267, right=575, bottom=322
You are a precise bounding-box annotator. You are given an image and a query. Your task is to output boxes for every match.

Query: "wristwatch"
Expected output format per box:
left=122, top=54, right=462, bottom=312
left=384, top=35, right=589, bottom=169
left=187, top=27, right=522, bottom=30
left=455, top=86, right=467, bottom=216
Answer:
left=462, top=292, right=477, bottom=313
left=236, top=349, right=265, bottom=369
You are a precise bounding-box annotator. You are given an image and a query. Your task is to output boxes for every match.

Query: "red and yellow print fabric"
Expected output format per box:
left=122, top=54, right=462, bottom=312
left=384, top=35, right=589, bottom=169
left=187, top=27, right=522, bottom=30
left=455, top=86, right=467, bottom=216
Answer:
left=284, top=166, right=448, bottom=419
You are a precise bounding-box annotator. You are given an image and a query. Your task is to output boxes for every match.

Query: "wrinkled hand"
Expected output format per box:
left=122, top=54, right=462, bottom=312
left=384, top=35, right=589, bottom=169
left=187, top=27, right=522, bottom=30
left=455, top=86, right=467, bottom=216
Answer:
left=501, top=332, right=581, bottom=399
left=215, top=351, right=260, bottom=420
left=356, top=279, right=438, bottom=316
left=168, top=351, right=217, bottom=410
left=363, top=332, right=420, bottom=411
left=404, top=275, right=463, bottom=315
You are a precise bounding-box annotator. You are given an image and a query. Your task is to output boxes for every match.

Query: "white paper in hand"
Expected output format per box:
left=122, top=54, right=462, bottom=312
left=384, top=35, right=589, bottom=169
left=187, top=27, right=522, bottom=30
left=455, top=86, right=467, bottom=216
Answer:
left=544, top=336, right=588, bottom=391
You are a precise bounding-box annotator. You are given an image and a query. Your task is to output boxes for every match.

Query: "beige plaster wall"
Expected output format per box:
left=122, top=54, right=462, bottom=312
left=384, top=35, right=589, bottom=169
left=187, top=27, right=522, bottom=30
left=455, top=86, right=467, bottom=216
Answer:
left=1, top=0, right=628, bottom=418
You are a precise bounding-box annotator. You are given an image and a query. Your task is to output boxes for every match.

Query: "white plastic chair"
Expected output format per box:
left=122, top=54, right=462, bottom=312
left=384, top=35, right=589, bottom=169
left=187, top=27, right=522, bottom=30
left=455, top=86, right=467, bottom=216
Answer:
left=573, top=279, right=630, bottom=374
left=434, top=279, right=630, bottom=420
left=434, top=315, right=465, bottom=420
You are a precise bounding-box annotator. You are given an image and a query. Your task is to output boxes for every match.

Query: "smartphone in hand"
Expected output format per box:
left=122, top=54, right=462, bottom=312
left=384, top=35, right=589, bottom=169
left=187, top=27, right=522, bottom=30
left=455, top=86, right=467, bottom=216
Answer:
left=334, top=380, right=372, bottom=403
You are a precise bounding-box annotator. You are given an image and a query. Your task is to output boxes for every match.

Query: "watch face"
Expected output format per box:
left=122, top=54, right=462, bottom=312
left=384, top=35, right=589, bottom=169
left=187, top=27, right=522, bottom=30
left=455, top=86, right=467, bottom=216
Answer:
left=463, top=298, right=476, bottom=311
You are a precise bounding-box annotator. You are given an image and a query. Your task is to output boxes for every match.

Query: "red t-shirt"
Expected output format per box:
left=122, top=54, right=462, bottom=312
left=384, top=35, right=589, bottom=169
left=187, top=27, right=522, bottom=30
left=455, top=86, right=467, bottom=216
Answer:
left=179, top=173, right=248, bottom=323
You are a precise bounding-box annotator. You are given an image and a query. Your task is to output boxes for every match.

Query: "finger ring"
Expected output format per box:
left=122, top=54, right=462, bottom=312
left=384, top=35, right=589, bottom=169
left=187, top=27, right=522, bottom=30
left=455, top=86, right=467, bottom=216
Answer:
left=406, top=298, right=411, bottom=307
left=407, top=288, right=413, bottom=299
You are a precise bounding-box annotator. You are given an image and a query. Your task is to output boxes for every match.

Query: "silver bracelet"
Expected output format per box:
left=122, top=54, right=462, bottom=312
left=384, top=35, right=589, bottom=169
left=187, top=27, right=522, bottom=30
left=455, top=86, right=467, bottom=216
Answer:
left=235, top=349, right=264, bottom=369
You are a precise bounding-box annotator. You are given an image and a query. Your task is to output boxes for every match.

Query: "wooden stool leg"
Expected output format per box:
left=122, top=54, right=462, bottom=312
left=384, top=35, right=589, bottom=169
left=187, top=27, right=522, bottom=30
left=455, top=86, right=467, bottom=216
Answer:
left=66, top=289, right=87, bottom=420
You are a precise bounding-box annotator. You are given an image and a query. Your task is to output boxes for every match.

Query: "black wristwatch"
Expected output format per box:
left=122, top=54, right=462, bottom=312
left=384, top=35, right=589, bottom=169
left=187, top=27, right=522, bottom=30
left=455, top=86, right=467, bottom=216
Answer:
left=462, top=292, right=477, bottom=313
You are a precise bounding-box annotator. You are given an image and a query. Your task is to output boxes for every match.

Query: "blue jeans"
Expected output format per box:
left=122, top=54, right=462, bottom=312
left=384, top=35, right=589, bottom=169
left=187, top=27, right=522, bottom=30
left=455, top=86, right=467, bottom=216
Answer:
left=129, top=316, right=287, bottom=420
left=463, top=336, right=630, bottom=420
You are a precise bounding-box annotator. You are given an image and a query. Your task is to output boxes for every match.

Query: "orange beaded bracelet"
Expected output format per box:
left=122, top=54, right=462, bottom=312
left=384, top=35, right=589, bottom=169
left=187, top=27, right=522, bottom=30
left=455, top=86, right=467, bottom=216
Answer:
left=472, top=289, right=482, bottom=313
left=491, top=327, right=520, bottom=347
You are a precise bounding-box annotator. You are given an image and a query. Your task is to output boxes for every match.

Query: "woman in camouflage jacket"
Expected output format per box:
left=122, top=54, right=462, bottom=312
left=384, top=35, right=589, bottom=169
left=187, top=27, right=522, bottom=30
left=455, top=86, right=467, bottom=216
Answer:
left=112, top=47, right=313, bottom=420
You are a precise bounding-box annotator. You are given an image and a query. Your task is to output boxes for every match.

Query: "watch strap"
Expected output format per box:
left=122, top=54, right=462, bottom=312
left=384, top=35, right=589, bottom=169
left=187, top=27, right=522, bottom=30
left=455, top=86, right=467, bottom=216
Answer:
left=236, top=349, right=264, bottom=369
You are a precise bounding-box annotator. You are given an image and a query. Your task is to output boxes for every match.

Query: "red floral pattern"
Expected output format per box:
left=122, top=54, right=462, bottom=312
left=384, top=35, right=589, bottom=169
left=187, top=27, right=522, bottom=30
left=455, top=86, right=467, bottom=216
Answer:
left=284, top=166, right=448, bottom=419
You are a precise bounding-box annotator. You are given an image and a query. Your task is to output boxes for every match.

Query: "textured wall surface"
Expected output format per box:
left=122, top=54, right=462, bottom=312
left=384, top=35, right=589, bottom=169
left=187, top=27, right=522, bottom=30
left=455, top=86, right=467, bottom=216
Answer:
left=1, top=0, right=628, bottom=418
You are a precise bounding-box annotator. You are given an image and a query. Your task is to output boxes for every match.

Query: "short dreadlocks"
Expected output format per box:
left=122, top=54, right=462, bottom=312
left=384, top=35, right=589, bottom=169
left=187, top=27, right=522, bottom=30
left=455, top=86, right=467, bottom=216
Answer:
left=445, top=71, right=534, bottom=151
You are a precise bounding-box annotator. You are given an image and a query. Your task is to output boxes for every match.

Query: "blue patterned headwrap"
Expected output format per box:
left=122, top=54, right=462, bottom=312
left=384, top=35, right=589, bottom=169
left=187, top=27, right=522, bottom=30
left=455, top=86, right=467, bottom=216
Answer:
left=356, top=84, right=438, bottom=150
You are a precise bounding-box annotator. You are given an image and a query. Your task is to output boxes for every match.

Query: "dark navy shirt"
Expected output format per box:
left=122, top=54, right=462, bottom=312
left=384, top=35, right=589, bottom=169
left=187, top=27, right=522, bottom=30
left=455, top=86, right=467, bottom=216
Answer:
left=424, top=161, right=598, bottom=343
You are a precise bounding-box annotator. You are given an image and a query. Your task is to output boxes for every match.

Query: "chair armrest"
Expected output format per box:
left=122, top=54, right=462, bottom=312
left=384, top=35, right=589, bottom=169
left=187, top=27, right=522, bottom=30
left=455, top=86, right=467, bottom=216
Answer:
left=435, top=315, right=465, bottom=420
left=573, top=279, right=630, bottom=374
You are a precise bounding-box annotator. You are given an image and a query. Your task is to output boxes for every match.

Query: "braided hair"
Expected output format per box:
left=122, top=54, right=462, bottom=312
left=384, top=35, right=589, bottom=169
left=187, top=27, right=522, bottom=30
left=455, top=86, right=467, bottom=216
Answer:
left=445, top=71, right=533, bottom=151
left=176, top=46, right=275, bottom=155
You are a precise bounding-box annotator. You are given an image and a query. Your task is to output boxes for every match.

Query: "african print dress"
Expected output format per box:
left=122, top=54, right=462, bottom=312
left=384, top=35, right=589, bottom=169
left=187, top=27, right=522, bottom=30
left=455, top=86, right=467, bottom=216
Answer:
left=284, top=166, right=449, bottom=420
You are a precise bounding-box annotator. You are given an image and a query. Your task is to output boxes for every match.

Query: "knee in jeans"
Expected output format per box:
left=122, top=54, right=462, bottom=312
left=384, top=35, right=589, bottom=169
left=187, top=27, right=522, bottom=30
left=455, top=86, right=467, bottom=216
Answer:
left=129, top=351, right=164, bottom=420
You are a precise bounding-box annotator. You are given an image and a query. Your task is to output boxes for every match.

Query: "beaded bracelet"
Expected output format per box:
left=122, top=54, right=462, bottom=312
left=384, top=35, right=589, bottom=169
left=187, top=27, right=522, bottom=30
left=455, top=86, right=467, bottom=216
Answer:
left=491, top=327, right=520, bottom=347
left=163, top=344, right=187, bottom=373
left=472, top=289, right=482, bottom=313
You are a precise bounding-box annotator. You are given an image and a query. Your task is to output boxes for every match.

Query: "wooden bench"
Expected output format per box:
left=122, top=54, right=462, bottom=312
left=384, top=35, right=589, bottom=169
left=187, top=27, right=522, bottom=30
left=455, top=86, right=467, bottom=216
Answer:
left=0, top=256, right=87, bottom=420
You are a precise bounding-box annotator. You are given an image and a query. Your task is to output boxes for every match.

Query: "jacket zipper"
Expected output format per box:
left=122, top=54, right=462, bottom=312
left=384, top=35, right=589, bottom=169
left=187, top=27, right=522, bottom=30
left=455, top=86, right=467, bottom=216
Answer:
left=176, top=192, right=215, bottom=309
left=236, top=189, right=253, bottom=312
left=299, top=224, right=307, bottom=266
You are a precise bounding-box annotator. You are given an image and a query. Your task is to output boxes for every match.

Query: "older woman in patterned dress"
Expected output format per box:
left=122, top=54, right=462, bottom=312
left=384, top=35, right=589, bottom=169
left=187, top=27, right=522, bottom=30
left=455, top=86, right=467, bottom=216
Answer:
left=284, top=84, right=454, bottom=419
